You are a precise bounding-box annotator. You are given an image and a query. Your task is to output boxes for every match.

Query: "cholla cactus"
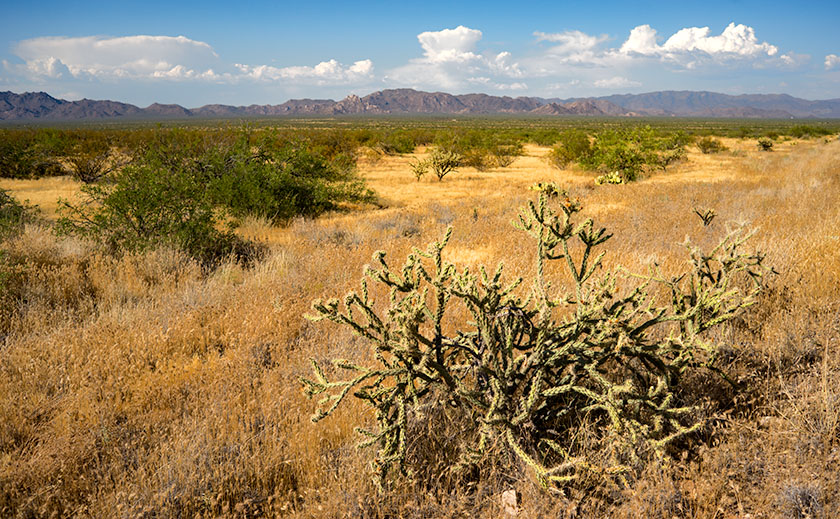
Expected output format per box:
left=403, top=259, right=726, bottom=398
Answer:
left=302, top=191, right=768, bottom=492
left=757, top=137, right=774, bottom=151
left=408, top=158, right=429, bottom=181
left=427, top=147, right=462, bottom=181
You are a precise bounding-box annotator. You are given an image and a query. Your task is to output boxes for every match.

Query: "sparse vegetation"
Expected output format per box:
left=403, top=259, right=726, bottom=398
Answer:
left=547, top=129, right=593, bottom=168
left=421, top=147, right=462, bottom=181
left=305, top=190, right=767, bottom=492
left=1, top=119, right=839, bottom=518
left=697, top=136, right=728, bottom=154
left=757, top=137, right=775, bottom=151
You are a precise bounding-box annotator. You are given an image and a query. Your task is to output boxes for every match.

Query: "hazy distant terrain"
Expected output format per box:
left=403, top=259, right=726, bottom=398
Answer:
left=3, top=88, right=840, bottom=121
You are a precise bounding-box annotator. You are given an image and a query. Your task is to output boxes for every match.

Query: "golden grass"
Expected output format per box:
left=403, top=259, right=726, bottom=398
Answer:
left=0, top=175, right=83, bottom=220
left=1, top=137, right=839, bottom=517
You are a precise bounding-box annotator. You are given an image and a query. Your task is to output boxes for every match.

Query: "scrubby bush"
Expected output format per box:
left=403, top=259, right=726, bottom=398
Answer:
left=0, top=131, right=63, bottom=179
left=57, top=129, right=373, bottom=264
left=788, top=124, right=832, bottom=139
left=548, top=129, right=592, bottom=168
left=697, top=136, right=728, bottom=154
left=303, top=191, right=768, bottom=494
left=376, top=132, right=418, bottom=155
left=559, top=127, right=688, bottom=182
left=212, top=143, right=374, bottom=222
left=57, top=158, right=252, bottom=267
left=757, top=137, right=774, bottom=151
left=581, top=130, right=650, bottom=182
left=434, top=130, right=523, bottom=171
left=65, top=134, right=129, bottom=183
left=0, top=189, right=33, bottom=239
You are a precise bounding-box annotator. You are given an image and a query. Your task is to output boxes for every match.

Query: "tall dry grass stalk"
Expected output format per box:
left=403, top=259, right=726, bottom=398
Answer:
left=1, top=138, right=838, bottom=517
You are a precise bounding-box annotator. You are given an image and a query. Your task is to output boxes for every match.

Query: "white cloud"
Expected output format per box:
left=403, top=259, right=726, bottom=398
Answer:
left=385, top=26, right=524, bottom=91
left=8, top=34, right=374, bottom=87
left=535, top=30, right=608, bottom=54
left=593, top=76, right=641, bottom=88
left=417, top=25, right=483, bottom=63
left=619, top=25, right=659, bottom=55
left=12, top=35, right=220, bottom=80
left=826, top=54, right=840, bottom=70
left=234, top=59, right=374, bottom=84
left=618, top=23, right=780, bottom=64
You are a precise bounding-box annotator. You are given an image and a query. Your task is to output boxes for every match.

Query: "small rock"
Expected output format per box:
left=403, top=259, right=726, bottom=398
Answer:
left=502, top=489, right=520, bottom=517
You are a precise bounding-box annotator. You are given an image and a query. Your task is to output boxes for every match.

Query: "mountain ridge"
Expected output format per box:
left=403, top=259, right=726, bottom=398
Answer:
left=2, top=89, right=840, bottom=121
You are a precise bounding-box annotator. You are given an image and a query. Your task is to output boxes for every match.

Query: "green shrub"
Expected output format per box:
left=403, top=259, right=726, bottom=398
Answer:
left=582, top=133, right=648, bottom=182
left=303, top=191, right=768, bottom=493
left=377, top=132, right=417, bottom=155
left=57, top=154, right=255, bottom=267
left=65, top=134, right=129, bottom=183
left=548, top=129, right=592, bottom=168
left=212, top=144, right=374, bottom=222
left=57, top=129, right=374, bottom=264
left=0, top=131, right=63, bottom=179
left=491, top=142, right=524, bottom=168
left=788, top=125, right=832, bottom=139
left=696, top=136, right=728, bottom=154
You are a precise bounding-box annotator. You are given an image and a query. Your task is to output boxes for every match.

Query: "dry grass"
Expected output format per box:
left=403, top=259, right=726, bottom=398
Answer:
left=1, top=136, right=839, bottom=518
left=0, top=175, right=82, bottom=220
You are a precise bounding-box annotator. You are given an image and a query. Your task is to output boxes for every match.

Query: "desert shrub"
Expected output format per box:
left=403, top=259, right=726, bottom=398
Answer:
left=526, top=129, right=564, bottom=146
left=0, top=131, right=63, bottom=179
left=697, top=136, right=728, bottom=154
left=548, top=129, right=592, bottom=168
left=788, top=124, right=832, bottom=139
left=0, top=189, right=37, bottom=328
left=56, top=155, right=255, bottom=267
left=434, top=131, right=523, bottom=171
left=212, top=144, right=374, bottom=222
left=491, top=142, right=524, bottom=168
left=376, top=132, right=417, bottom=155
left=0, top=189, right=33, bottom=240
left=573, top=127, right=685, bottom=182
left=65, top=134, right=129, bottom=183
left=757, top=137, right=774, bottom=151
left=303, top=191, right=768, bottom=494
left=652, top=148, right=686, bottom=171
left=582, top=134, right=648, bottom=182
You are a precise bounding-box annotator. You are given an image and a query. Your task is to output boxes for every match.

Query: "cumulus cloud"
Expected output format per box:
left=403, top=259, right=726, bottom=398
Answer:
left=385, top=25, right=524, bottom=91
left=234, top=59, right=374, bottom=84
left=417, top=26, right=483, bottom=63
left=12, top=35, right=220, bottom=80
left=618, top=23, right=780, bottom=64
left=826, top=54, right=840, bottom=70
left=593, top=76, right=641, bottom=88
left=6, top=34, right=375, bottom=87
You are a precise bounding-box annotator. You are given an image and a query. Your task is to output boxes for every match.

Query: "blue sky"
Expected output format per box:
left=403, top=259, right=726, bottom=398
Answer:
left=2, top=0, right=838, bottom=106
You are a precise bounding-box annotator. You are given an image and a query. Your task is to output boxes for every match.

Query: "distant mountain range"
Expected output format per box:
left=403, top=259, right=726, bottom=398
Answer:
left=2, top=89, right=840, bottom=121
